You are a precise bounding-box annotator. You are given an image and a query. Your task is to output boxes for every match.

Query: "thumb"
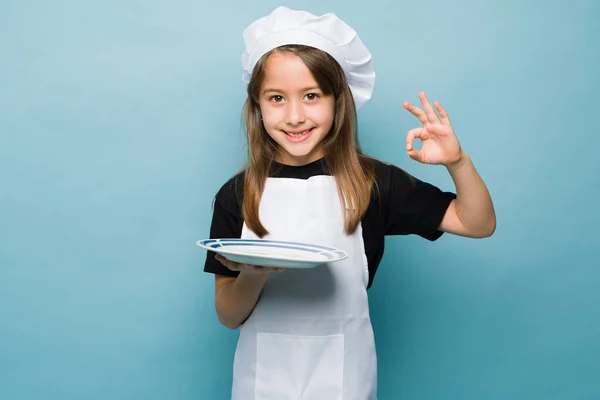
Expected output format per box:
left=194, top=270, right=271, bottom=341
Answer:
left=407, top=149, right=425, bottom=163
left=406, top=150, right=426, bottom=164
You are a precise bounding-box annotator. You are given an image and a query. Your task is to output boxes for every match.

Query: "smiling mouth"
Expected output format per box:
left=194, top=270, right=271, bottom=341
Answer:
left=284, top=128, right=314, bottom=138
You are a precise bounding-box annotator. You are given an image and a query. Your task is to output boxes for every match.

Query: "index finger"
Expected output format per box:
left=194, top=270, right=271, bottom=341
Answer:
left=403, top=102, right=428, bottom=125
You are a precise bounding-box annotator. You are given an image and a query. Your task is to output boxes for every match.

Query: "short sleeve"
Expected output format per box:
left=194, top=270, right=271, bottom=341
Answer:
left=203, top=175, right=244, bottom=277
left=381, top=163, right=456, bottom=240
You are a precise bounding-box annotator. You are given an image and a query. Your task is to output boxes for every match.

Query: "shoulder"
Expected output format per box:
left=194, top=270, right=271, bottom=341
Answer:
left=366, top=157, right=417, bottom=195
left=214, top=169, right=245, bottom=208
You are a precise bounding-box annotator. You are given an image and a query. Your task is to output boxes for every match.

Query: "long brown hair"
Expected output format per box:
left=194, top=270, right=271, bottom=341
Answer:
left=241, top=45, right=376, bottom=237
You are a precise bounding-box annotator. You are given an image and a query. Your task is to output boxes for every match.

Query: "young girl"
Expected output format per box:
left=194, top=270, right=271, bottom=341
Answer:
left=203, top=6, right=495, bottom=400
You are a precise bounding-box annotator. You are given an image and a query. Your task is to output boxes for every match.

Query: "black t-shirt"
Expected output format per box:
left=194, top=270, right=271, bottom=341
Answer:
left=203, top=158, right=456, bottom=289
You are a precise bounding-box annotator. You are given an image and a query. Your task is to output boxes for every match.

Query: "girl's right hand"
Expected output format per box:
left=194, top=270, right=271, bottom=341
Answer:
left=215, top=254, right=285, bottom=275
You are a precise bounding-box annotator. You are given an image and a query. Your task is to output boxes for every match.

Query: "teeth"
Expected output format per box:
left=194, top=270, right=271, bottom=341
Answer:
left=287, top=129, right=311, bottom=137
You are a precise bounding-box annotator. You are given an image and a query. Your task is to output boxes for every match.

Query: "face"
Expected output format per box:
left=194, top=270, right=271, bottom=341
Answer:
left=258, top=51, right=335, bottom=166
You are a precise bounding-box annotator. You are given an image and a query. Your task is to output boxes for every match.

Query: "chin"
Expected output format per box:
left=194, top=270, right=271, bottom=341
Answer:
left=280, top=148, right=323, bottom=165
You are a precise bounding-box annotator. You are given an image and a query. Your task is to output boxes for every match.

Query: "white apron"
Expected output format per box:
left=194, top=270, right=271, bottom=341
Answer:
left=232, top=175, right=377, bottom=400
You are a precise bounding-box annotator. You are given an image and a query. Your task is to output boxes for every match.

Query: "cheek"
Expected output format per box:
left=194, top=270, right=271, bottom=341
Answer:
left=259, top=105, right=281, bottom=127
left=314, top=104, right=335, bottom=126
left=262, top=115, right=279, bottom=131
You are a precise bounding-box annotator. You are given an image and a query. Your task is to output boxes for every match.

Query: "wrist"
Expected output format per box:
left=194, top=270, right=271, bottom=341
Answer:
left=446, top=151, right=469, bottom=171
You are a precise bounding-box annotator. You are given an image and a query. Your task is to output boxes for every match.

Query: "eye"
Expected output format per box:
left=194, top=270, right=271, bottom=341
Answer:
left=269, top=95, right=284, bottom=103
left=305, top=93, right=319, bottom=101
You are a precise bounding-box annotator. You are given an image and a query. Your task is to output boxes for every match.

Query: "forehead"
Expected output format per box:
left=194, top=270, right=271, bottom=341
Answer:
left=261, top=52, right=319, bottom=92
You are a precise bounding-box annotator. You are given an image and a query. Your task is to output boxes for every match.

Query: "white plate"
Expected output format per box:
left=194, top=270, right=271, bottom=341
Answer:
left=197, top=238, right=348, bottom=268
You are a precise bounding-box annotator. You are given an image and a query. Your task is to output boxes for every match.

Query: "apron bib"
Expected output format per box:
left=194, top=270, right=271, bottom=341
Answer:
left=231, top=175, right=377, bottom=400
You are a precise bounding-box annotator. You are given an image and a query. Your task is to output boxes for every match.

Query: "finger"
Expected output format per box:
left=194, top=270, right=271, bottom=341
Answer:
left=434, top=101, right=451, bottom=126
left=406, top=127, right=423, bottom=151
left=407, top=149, right=425, bottom=163
left=406, top=128, right=430, bottom=151
left=419, top=91, right=440, bottom=124
left=249, top=265, right=267, bottom=273
left=215, top=254, right=229, bottom=264
left=259, top=266, right=285, bottom=273
left=215, top=254, right=242, bottom=271
left=402, top=101, right=428, bottom=125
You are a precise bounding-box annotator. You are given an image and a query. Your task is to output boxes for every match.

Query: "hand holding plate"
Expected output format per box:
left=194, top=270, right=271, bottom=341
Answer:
left=216, top=254, right=285, bottom=275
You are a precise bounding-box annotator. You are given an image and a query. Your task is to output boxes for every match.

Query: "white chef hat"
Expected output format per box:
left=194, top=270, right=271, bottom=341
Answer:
left=241, top=6, right=376, bottom=109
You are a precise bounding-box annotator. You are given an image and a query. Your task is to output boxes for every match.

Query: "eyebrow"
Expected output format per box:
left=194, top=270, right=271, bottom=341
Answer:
left=262, top=86, right=321, bottom=95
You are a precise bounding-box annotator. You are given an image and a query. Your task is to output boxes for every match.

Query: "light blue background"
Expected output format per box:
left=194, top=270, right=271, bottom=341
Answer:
left=1, top=0, right=598, bottom=399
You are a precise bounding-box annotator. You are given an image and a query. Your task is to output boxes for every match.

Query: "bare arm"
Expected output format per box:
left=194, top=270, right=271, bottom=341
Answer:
left=213, top=254, right=283, bottom=329
left=403, top=92, right=496, bottom=238
left=439, top=152, right=496, bottom=238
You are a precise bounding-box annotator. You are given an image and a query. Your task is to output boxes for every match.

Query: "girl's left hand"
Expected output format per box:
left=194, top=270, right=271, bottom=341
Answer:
left=402, top=92, right=464, bottom=166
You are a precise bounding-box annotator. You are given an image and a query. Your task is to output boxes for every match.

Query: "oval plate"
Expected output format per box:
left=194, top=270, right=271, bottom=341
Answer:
left=197, top=238, right=348, bottom=269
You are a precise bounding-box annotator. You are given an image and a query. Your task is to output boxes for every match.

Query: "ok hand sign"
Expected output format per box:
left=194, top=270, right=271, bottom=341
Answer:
left=403, top=92, right=464, bottom=166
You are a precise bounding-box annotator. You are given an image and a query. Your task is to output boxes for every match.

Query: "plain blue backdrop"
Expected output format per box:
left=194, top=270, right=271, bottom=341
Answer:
left=1, top=0, right=599, bottom=399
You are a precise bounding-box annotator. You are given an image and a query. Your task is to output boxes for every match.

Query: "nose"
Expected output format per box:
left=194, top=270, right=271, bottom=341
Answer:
left=285, top=99, right=306, bottom=126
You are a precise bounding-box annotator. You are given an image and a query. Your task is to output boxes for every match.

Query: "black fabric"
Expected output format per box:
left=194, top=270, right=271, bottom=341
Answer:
left=203, top=158, right=456, bottom=288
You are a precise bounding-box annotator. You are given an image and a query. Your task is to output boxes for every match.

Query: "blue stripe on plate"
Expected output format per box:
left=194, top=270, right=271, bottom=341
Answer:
left=197, top=239, right=347, bottom=261
left=208, top=242, right=323, bottom=254
left=213, top=239, right=337, bottom=251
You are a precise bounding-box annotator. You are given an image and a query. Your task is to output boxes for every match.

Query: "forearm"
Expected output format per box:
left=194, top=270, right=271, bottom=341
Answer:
left=446, top=152, right=496, bottom=237
left=215, top=272, right=268, bottom=329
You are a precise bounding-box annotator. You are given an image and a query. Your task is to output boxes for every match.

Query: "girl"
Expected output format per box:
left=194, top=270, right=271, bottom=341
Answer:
left=203, top=6, right=495, bottom=400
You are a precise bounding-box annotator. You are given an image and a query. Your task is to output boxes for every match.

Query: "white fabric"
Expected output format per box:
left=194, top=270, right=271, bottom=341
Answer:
left=241, top=6, right=376, bottom=109
left=231, top=175, right=377, bottom=399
